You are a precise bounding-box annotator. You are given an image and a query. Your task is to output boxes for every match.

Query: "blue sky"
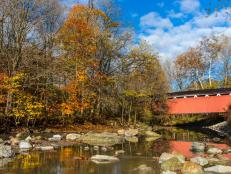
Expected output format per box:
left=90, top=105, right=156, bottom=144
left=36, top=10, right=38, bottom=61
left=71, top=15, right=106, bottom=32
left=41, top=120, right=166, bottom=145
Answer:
left=61, top=0, right=231, bottom=61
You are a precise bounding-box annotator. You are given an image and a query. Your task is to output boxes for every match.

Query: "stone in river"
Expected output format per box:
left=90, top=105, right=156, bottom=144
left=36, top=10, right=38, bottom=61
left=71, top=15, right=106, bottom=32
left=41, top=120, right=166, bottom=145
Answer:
left=48, top=135, right=62, bottom=141
left=145, top=136, right=160, bottom=142
left=81, top=132, right=123, bottom=146
left=130, top=164, right=153, bottom=174
left=101, top=147, right=107, bottom=152
left=159, top=152, right=185, bottom=164
left=207, top=156, right=229, bottom=166
left=161, top=157, right=183, bottom=171
left=145, top=130, right=161, bottom=137
left=162, top=171, right=176, bottom=174
left=204, top=165, right=231, bottom=173
left=191, top=142, right=205, bottom=152
left=19, top=141, right=32, bottom=149
left=190, top=156, right=208, bottom=166
left=124, top=129, right=138, bottom=137
left=207, top=147, right=222, bottom=154
left=66, top=133, right=81, bottom=141
left=181, top=161, right=204, bottom=174
left=93, top=146, right=99, bottom=151
left=90, top=155, right=119, bottom=164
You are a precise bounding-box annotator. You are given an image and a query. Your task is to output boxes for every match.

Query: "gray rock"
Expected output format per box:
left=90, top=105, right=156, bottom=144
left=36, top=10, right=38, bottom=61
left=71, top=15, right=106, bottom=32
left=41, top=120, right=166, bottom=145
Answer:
left=208, top=157, right=229, bottom=165
left=66, top=133, right=81, bottom=141
left=207, top=147, right=222, bottom=154
left=90, top=155, right=119, bottom=164
left=19, top=141, right=32, bottom=149
left=101, top=147, right=107, bottom=152
left=131, top=164, right=153, bottom=174
left=125, top=129, right=138, bottom=137
left=161, top=157, right=183, bottom=171
left=159, top=152, right=185, bottom=164
left=0, top=145, right=13, bottom=158
left=93, top=146, right=99, bottom=151
left=0, top=138, right=4, bottom=144
left=81, top=132, right=123, bottom=146
left=191, top=142, right=205, bottom=152
left=207, top=156, right=229, bottom=166
left=162, top=171, right=176, bottom=174
left=145, top=130, right=161, bottom=137
left=212, top=137, right=221, bottom=143
left=145, top=136, right=160, bottom=142
left=181, top=161, right=204, bottom=174
left=204, top=165, right=231, bottom=173
left=48, top=135, right=62, bottom=142
left=190, top=156, right=208, bottom=166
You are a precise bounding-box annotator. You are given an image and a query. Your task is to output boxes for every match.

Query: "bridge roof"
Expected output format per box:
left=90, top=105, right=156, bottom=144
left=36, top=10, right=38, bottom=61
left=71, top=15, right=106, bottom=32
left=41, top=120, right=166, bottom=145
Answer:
left=168, top=88, right=231, bottom=98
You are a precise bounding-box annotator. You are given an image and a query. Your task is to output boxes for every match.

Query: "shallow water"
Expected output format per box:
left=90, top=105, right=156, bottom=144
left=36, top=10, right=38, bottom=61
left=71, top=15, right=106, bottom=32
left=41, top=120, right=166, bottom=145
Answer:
left=0, top=128, right=230, bottom=174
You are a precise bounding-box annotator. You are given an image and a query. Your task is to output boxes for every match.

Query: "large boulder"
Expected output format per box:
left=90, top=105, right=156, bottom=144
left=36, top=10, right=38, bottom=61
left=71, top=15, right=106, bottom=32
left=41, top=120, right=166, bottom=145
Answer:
left=145, top=136, right=160, bottom=142
left=125, top=129, right=138, bottom=137
left=191, top=142, right=205, bottom=152
left=161, top=157, right=183, bottom=171
left=145, top=131, right=161, bottom=137
left=19, top=141, right=32, bottom=149
left=181, top=161, right=204, bottom=174
left=90, top=155, right=119, bottom=164
left=0, top=145, right=13, bottom=158
left=190, top=157, right=208, bottom=166
left=81, top=132, right=123, bottom=146
left=207, top=147, right=222, bottom=154
left=159, top=152, right=185, bottom=164
left=204, top=165, right=231, bottom=173
left=48, top=135, right=62, bottom=142
left=207, top=156, right=229, bottom=166
left=130, top=164, right=153, bottom=174
left=66, top=133, right=81, bottom=141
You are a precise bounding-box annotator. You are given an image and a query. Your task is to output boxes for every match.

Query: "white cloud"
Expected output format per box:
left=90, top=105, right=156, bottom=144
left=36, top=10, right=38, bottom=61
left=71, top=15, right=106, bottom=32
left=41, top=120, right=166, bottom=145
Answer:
left=139, top=9, right=231, bottom=61
left=180, top=0, right=200, bottom=13
left=140, top=12, right=173, bottom=29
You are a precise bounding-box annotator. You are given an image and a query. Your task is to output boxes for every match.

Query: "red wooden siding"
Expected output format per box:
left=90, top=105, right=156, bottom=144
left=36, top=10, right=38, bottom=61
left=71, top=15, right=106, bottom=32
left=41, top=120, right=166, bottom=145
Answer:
left=168, top=95, right=231, bottom=114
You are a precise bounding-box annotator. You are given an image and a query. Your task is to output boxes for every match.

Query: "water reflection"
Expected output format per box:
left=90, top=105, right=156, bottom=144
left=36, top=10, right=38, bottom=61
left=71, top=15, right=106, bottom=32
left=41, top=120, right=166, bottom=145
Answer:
left=0, top=128, right=230, bottom=174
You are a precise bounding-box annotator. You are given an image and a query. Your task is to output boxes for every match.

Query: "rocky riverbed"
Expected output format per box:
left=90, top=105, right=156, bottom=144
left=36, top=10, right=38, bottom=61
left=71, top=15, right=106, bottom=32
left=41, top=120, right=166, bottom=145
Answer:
left=0, top=126, right=231, bottom=174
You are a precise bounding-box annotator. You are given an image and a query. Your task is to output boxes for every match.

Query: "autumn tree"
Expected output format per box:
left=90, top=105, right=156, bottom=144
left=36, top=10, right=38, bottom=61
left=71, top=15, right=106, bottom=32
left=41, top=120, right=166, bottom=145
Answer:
left=175, top=48, right=205, bottom=90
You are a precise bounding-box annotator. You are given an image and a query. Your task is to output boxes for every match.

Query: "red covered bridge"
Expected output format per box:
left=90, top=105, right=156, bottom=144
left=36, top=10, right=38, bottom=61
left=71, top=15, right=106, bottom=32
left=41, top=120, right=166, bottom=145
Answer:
left=167, top=88, right=231, bottom=115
